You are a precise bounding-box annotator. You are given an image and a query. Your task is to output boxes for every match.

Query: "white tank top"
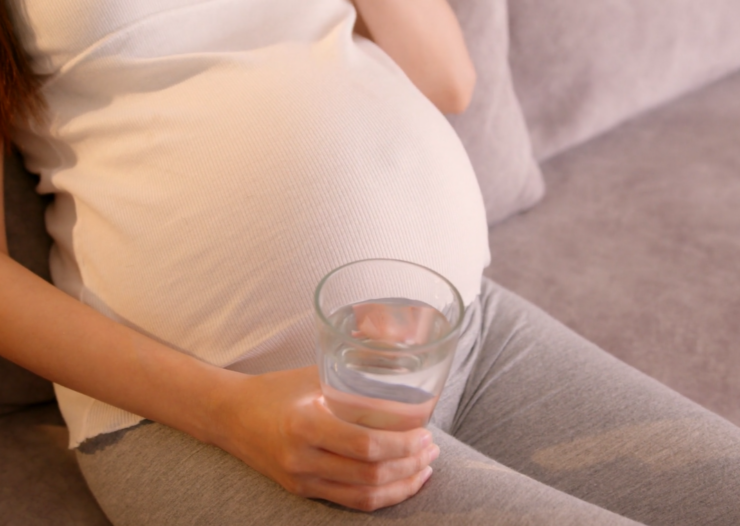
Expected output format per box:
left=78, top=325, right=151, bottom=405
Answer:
left=9, top=0, right=490, bottom=447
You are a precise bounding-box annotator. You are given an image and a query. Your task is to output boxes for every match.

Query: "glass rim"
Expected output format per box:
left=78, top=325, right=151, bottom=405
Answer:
left=313, top=258, right=465, bottom=353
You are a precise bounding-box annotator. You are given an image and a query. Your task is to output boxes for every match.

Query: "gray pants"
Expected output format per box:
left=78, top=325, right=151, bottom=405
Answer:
left=76, top=279, right=740, bottom=525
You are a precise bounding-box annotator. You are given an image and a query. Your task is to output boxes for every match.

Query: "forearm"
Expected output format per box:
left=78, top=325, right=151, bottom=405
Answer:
left=0, top=251, right=238, bottom=445
left=353, top=0, right=475, bottom=114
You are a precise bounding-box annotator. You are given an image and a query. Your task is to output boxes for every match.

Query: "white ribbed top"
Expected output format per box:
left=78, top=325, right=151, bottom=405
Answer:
left=10, top=0, right=490, bottom=447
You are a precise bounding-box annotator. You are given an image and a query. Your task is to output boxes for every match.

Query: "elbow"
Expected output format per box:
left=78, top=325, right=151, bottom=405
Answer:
left=437, top=64, right=476, bottom=115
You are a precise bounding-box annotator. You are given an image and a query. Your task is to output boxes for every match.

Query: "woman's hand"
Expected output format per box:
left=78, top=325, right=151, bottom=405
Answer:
left=353, top=0, right=476, bottom=114
left=0, top=251, right=435, bottom=512
left=209, top=366, right=439, bottom=511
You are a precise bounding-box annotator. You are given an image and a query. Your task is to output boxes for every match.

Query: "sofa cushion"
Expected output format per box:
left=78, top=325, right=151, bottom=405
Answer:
left=0, top=358, right=56, bottom=415
left=3, top=149, right=53, bottom=281
left=447, top=0, right=544, bottom=225
left=0, top=403, right=111, bottom=525
left=2, top=150, right=55, bottom=414
left=486, top=70, right=740, bottom=426
left=509, top=0, right=740, bottom=160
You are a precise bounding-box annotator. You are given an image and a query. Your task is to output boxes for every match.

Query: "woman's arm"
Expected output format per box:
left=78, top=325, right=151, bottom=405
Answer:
left=0, top=152, right=224, bottom=438
left=353, top=0, right=476, bottom=114
left=0, top=151, right=436, bottom=510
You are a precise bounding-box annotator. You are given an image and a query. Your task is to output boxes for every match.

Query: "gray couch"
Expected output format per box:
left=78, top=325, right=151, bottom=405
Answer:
left=3, top=3, right=740, bottom=524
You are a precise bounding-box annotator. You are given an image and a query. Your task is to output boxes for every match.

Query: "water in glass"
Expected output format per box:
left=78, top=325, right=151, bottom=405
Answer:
left=320, top=298, right=454, bottom=431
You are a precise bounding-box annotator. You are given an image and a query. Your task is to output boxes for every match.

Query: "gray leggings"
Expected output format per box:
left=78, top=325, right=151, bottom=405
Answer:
left=76, top=279, right=740, bottom=525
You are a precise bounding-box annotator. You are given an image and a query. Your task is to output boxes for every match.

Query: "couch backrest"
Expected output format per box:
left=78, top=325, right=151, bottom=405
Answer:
left=509, top=0, right=740, bottom=160
left=1, top=150, right=55, bottom=414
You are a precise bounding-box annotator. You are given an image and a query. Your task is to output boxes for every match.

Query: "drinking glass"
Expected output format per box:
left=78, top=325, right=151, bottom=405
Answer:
left=314, top=258, right=464, bottom=431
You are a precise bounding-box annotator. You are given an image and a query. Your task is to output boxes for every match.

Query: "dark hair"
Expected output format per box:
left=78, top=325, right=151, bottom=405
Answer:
left=1, top=1, right=45, bottom=150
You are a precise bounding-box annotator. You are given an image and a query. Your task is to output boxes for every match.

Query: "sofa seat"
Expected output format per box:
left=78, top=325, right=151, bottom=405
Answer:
left=0, top=403, right=111, bottom=526
left=487, top=70, right=740, bottom=426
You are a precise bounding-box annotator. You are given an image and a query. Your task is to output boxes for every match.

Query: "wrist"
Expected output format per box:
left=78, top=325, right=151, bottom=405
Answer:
left=196, top=366, right=256, bottom=449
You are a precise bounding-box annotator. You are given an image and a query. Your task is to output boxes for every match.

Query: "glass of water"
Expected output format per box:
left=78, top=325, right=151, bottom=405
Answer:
left=314, top=259, right=464, bottom=431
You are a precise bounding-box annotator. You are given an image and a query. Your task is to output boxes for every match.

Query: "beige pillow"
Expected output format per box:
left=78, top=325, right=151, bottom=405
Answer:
left=447, top=0, right=544, bottom=226
left=509, top=0, right=740, bottom=160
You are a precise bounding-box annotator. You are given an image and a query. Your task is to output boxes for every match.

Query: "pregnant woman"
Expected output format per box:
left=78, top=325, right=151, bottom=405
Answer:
left=2, top=1, right=740, bottom=524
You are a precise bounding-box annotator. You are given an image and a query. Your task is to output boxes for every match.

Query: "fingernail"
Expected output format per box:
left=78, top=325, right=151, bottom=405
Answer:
left=421, top=466, right=433, bottom=483
left=428, top=444, right=440, bottom=462
left=420, top=432, right=433, bottom=448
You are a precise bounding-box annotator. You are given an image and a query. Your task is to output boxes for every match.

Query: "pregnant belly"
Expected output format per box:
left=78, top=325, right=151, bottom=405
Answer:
left=46, top=46, right=489, bottom=372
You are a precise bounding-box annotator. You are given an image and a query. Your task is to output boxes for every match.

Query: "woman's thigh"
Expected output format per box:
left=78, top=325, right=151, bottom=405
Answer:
left=76, top=421, right=640, bottom=526
left=453, top=278, right=740, bottom=526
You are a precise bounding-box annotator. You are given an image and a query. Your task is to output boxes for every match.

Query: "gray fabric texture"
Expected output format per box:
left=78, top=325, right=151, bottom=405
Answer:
left=446, top=0, right=544, bottom=226
left=486, top=70, right=740, bottom=427
left=509, top=0, right=740, bottom=160
left=1, top=150, right=55, bottom=414
left=76, top=279, right=740, bottom=526
left=0, top=403, right=111, bottom=526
